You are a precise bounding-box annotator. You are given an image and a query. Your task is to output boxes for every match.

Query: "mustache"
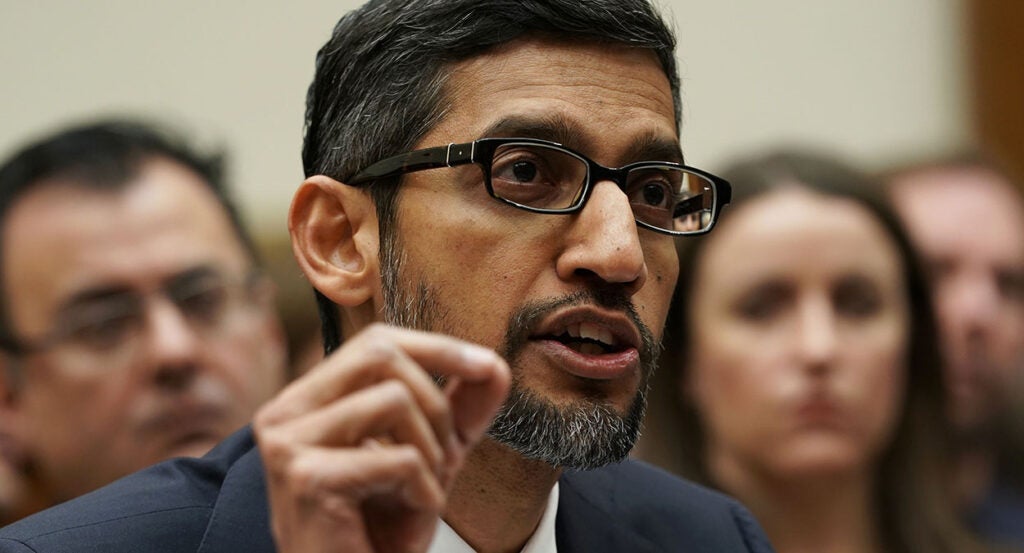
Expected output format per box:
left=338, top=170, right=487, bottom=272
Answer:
left=499, top=288, right=660, bottom=368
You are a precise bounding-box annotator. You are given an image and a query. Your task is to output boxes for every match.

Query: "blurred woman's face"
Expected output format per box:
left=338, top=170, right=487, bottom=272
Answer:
left=687, top=188, right=909, bottom=480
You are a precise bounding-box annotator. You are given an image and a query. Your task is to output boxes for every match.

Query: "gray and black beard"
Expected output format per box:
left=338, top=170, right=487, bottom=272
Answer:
left=490, top=290, right=658, bottom=470
left=380, top=234, right=659, bottom=470
left=487, top=375, right=650, bottom=470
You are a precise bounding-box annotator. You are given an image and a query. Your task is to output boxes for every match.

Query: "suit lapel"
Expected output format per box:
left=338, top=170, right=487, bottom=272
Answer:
left=555, top=472, right=662, bottom=553
left=196, top=445, right=277, bottom=553
left=190, top=441, right=685, bottom=553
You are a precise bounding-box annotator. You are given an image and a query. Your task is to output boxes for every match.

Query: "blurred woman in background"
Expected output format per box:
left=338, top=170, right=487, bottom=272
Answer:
left=637, top=151, right=995, bottom=553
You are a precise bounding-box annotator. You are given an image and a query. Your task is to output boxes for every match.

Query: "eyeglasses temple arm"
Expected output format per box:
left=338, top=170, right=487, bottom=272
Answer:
left=673, top=194, right=705, bottom=217
left=672, top=177, right=732, bottom=218
left=348, top=142, right=476, bottom=185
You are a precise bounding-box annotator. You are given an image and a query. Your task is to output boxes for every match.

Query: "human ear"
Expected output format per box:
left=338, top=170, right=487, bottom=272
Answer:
left=288, top=176, right=380, bottom=308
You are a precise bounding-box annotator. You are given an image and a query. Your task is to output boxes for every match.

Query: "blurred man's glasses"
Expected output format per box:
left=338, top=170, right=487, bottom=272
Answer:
left=349, top=137, right=731, bottom=235
left=0, top=269, right=267, bottom=371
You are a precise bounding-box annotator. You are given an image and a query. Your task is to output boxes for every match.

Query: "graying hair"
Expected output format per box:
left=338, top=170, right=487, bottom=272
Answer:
left=301, top=0, right=680, bottom=353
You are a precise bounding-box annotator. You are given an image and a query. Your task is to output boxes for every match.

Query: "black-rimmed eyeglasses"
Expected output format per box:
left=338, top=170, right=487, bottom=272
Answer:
left=0, top=270, right=268, bottom=372
left=349, top=137, right=731, bottom=236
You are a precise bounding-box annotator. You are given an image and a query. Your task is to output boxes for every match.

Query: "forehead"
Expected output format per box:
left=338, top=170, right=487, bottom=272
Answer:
left=701, top=189, right=903, bottom=287
left=3, top=157, right=250, bottom=301
left=892, top=169, right=1024, bottom=261
left=433, top=37, right=678, bottom=162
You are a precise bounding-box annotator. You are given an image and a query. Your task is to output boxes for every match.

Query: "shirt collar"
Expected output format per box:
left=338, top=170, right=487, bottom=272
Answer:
left=428, top=482, right=560, bottom=553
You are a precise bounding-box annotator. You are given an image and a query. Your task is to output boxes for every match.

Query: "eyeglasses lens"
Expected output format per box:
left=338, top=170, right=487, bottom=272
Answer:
left=490, top=143, right=588, bottom=210
left=489, top=142, right=714, bottom=234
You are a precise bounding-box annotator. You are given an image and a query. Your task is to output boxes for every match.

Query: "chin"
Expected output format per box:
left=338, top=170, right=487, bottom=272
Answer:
left=768, top=441, right=869, bottom=479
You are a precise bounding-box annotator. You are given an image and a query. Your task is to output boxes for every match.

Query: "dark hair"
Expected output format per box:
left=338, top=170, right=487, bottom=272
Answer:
left=641, top=149, right=990, bottom=553
left=301, top=0, right=680, bottom=354
left=0, top=118, right=259, bottom=348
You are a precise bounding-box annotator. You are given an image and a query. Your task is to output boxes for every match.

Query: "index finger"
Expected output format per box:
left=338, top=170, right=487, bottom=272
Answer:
left=351, top=325, right=511, bottom=444
left=265, top=324, right=509, bottom=423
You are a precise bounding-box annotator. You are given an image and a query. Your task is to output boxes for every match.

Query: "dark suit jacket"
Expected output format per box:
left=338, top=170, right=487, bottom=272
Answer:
left=0, top=427, right=774, bottom=552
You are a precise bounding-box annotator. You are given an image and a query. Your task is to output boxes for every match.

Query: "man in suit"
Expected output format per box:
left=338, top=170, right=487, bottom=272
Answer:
left=888, top=156, right=1024, bottom=547
left=0, top=120, right=288, bottom=521
left=0, top=1, right=774, bottom=551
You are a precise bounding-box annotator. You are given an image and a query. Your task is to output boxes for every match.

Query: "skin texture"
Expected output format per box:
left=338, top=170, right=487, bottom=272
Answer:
left=0, top=157, right=287, bottom=504
left=274, top=37, right=681, bottom=553
left=685, top=189, right=910, bottom=553
left=396, top=38, right=678, bottom=411
left=890, top=168, right=1024, bottom=433
left=689, top=189, right=908, bottom=481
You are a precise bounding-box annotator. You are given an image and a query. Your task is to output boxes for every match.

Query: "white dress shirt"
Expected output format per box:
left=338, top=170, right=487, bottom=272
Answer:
left=427, top=482, right=559, bottom=553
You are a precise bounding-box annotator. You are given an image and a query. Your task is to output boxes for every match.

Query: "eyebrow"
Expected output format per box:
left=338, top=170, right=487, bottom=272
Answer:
left=478, top=114, right=684, bottom=165
left=479, top=114, right=580, bottom=147
left=624, top=132, right=685, bottom=165
left=56, top=265, right=222, bottom=313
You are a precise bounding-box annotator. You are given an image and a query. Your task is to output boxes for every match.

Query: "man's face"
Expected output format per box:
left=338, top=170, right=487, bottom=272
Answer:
left=891, top=168, right=1024, bottom=434
left=2, top=158, right=286, bottom=502
left=380, top=38, right=680, bottom=468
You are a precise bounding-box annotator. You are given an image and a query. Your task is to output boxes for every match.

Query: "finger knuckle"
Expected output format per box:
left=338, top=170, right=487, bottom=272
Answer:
left=422, top=392, right=452, bottom=426
left=253, top=404, right=282, bottom=432
left=256, top=430, right=295, bottom=473
left=378, top=378, right=414, bottom=407
left=360, top=322, right=394, bottom=344
left=361, top=339, right=401, bottom=370
left=285, top=455, right=325, bottom=499
left=391, top=444, right=427, bottom=474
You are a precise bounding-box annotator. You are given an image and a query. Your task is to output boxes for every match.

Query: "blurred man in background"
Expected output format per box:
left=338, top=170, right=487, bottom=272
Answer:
left=0, top=120, right=288, bottom=519
left=888, top=155, right=1024, bottom=546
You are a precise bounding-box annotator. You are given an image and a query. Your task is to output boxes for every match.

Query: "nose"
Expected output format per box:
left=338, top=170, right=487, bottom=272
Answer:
left=555, top=180, right=647, bottom=294
left=141, top=296, right=202, bottom=390
left=796, top=295, right=838, bottom=373
left=942, top=271, right=999, bottom=345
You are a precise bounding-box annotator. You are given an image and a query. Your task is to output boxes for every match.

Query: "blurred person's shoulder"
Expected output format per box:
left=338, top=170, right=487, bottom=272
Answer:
left=558, top=459, right=775, bottom=552
left=0, top=426, right=261, bottom=553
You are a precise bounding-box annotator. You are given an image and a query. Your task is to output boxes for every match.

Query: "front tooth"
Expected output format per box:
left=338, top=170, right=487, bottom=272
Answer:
left=598, top=327, right=615, bottom=346
left=567, top=323, right=581, bottom=338
left=579, top=322, right=600, bottom=342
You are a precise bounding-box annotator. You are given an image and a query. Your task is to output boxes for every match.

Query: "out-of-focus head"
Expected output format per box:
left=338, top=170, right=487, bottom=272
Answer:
left=676, top=152, right=940, bottom=479
left=887, top=156, right=1024, bottom=436
left=290, top=0, right=735, bottom=470
left=648, top=150, right=952, bottom=548
left=0, top=120, right=287, bottom=504
left=687, top=186, right=909, bottom=479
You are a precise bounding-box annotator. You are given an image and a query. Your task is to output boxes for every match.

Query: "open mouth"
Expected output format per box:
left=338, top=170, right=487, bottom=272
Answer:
left=526, top=308, right=643, bottom=380
left=538, top=321, right=631, bottom=356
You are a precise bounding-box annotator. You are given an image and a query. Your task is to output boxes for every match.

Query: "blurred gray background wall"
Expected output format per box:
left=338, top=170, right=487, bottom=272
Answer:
left=0, top=1, right=968, bottom=237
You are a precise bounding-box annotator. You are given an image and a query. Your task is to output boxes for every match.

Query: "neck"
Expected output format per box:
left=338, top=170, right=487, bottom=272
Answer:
left=712, top=455, right=883, bottom=553
left=954, top=446, right=995, bottom=512
left=2, top=463, right=51, bottom=525
left=444, top=437, right=560, bottom=553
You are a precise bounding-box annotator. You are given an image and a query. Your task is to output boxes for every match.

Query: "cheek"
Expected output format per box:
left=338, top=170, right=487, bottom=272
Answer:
left=993, top=307, right=1024, bottom=365
left=846, top=327, right=909, bottom=450
left=402, top=237, right=537, bottom=348
left=399, top=202, right=556, bottom=346
left=642, top=241, right=679, bottom=335
left=19, top=365, right=133, bottom=442
left=687, top=325, right=781, bottom=446
left=206, top=327, right=283, bottom=402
